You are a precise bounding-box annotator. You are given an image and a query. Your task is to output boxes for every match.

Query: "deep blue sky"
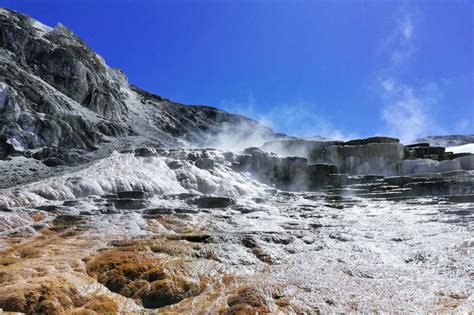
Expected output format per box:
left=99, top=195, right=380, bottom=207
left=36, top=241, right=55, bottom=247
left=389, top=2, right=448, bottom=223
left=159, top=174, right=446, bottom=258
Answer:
left=1, top=0, right=472, bottom=141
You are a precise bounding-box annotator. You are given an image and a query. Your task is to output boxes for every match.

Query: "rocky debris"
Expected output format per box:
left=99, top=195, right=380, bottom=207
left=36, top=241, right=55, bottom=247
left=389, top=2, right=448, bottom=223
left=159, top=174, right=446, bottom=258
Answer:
left=133, top=147, right=158, bottom=157
left=63, top=200, right=80, bottom=206
left=35, top=205, right=61, bottom=212
left=117, top=190, right=149, bottom=199
left=404, top=143, right=453, bottom=161
left=42, top=157, right=66, bottom=167
left=189, top=196, right=236, bottom=208
left=403, top=140, right=474, bottom=163
left=105, top=190, right=153, bottom=209
left=0, top=135, right=18, bottom=160
left=28, top=147, right=92, bottom=166
left=166, top=160, right=184, bottom=169
left=194, top=157, right=214, bottom=170
left=114, top=198, right=151, bottom=210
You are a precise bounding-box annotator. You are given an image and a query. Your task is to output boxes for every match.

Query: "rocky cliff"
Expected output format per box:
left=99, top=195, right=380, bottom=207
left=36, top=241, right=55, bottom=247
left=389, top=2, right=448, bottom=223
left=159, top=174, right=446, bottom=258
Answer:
left=0, top=8, right=286, bottom=163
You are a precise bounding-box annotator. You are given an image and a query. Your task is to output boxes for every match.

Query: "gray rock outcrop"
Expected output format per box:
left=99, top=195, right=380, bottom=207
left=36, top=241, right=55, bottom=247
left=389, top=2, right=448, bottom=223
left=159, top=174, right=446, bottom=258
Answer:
left=0, top=8, right=286, bottom=162
left=415, top=135, right=474, bottom=147
left=236, top=148, right=338, bottom=190
left=261, top=137, right=404, bottom=176
left=260, top=137, right=473, bottom=177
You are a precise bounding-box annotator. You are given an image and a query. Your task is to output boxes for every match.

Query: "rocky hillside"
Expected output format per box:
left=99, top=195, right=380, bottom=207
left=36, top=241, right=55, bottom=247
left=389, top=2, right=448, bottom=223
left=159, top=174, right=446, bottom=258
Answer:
left=0, top=8, right=286, bottom=162
left=415, top=135, right=474, bottom=147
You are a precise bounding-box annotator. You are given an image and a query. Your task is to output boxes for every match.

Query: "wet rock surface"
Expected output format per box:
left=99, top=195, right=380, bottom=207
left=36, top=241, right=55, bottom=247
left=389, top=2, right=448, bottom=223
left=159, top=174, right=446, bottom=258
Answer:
left=191, top=196, right=236, bottom=208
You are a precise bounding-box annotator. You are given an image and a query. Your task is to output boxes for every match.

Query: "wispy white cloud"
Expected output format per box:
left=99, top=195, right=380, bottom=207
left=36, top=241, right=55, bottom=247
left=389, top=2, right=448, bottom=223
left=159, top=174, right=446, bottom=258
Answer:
left=220, top=96, right=357, bottom=141
left=377, top=9, right=443, bottom=143
left=380, top=80, right=441, bottom=142
left=400, top=16, right=413, bottom=40
left=378, top=11, right=416, bottom=66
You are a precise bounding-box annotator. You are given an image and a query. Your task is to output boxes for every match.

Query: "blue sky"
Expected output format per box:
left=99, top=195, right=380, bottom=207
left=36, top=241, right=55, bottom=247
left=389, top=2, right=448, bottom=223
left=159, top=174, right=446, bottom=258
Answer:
left=1, top=0, right=472, bottom=141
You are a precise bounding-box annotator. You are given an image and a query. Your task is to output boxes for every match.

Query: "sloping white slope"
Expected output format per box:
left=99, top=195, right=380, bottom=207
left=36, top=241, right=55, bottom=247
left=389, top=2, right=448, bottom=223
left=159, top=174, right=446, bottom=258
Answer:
left=0, top=151, right=269, bottom=208
left=448, top=143, right=474, bottom=154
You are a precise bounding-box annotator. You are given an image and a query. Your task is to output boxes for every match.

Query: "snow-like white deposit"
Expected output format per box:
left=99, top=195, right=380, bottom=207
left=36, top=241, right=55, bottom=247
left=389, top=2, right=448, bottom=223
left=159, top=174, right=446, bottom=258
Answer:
left=448, top=143, right=474, bottom=154
left=0, top=151, right=269, bottom=208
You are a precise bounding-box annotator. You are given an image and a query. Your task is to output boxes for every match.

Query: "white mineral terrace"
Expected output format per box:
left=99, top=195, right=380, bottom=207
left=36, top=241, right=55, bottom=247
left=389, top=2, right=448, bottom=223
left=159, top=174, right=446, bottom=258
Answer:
left=0, top=150, right=472, bottom=313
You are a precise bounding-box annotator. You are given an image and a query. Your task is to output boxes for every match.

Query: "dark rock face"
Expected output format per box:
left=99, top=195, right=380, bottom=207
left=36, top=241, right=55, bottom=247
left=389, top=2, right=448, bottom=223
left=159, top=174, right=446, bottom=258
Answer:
left=30, top=147, right=91, bottom=166
left=116, top=190, right=149, bottom=199
left=190, top=196, right=236, bottom=208
left=236, top=148, right=339, bottom=190
left=132, top=148, right=158, bottom=158
left=0, top=134, right=17, bottom=159
left=42, top=157, right=65, bottom=167
left=327, top=143, right=404, bottom=175
left=404, top=145, right=449, bottom=160
left=260, top=137, right=474, bottom=178
left=114, top=199, right=150, bottom=210
left=307, top=164, right=339, bottom=189
left=384, top=176, right=413, bottom=186
left=194, top=158, right=214, bottom=170
left=260, top=138, right=404, bottom=176
left=344, top=136, right=399, bottom=146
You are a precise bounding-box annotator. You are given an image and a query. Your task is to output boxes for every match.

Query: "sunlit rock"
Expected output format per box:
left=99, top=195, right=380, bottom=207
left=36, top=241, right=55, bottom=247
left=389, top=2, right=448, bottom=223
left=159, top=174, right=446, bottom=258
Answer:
left=455, top=155, right=474, bottom=170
